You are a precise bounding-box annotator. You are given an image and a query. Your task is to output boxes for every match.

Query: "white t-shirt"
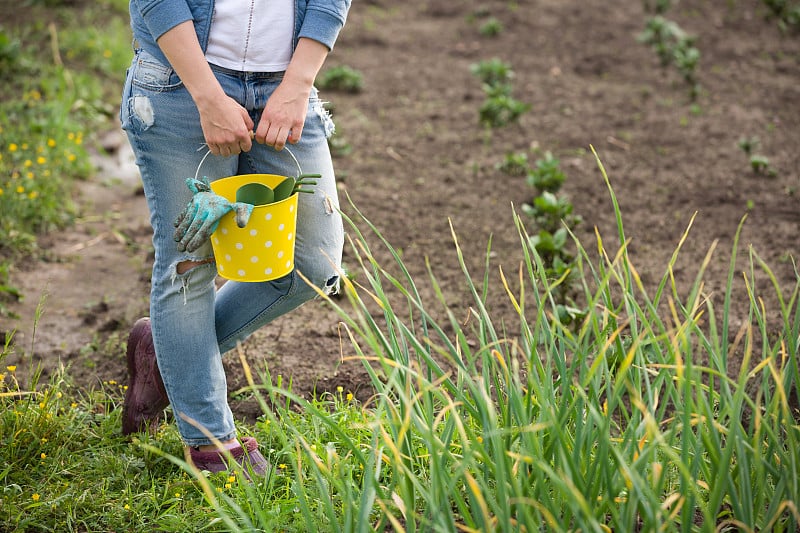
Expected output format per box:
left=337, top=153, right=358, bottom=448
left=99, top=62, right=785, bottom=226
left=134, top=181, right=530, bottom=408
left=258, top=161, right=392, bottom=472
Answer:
left=205, top=0, right=295, bottom=72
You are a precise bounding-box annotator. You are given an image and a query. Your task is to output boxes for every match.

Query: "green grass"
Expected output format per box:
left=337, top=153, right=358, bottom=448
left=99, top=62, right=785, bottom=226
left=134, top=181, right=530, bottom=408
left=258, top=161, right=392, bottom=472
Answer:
left=1, top=2, right=798, bottom=530
left=0, top=0, right=131, bottom=311
left=2, top=150, right=798, bottom=531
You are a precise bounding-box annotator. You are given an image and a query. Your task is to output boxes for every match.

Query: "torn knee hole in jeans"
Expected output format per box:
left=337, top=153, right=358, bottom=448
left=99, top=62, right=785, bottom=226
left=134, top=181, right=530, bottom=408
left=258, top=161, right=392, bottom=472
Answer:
left=176, top=258, right=215, bottom=275
left=170, top=258, right=215, bottom=304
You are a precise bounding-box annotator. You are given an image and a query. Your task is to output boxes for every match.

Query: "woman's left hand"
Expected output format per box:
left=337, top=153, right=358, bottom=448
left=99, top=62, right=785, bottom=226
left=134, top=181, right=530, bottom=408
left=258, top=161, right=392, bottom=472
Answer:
left=254, top=78, right=310, bottom=151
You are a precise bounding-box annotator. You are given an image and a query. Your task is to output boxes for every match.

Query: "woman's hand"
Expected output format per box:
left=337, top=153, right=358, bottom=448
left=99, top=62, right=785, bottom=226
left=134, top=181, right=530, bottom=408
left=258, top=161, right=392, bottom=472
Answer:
left=156, top=21, right=254, bottom=156
left=196, top=93, right=254, bottom=156
left=253, top=38, right=330, bottom=151
left=254, top=78, right=310, bottom=151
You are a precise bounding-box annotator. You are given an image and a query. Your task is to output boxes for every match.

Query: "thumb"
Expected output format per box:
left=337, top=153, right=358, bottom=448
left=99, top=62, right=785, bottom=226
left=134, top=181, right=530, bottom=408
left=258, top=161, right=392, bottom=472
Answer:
left=233, top=203, right=254, bottom=228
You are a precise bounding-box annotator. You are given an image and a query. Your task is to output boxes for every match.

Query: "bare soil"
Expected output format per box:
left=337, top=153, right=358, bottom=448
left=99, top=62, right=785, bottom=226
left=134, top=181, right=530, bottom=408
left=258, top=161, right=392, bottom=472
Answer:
left=2, top=0, right=799, bottom=422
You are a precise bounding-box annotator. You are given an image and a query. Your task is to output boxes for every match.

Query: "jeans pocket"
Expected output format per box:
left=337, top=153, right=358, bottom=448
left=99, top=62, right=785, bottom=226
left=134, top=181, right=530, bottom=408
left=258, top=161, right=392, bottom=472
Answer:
left=131, top=49, right=183, bottom=92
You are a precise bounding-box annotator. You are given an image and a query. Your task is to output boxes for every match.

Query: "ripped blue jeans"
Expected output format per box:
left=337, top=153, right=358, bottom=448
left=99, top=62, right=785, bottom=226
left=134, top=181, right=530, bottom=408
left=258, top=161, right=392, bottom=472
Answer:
left=120, top=50, right=344, bottom=446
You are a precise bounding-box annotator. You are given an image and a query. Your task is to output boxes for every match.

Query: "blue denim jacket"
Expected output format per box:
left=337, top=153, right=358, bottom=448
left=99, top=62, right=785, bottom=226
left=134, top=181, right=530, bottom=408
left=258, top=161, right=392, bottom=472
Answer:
left=129, top=0, right=351, bottom=67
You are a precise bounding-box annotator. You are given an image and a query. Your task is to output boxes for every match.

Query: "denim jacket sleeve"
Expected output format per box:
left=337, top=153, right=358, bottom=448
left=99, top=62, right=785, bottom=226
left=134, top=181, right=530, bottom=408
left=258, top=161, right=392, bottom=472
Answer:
left=131, top=0, right=195, bottom=43
left=297, top=0, right=352, bottom=50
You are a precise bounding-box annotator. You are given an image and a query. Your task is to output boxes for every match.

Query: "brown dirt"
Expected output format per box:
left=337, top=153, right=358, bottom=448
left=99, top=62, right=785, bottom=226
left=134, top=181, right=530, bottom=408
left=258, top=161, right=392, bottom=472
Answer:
left=2, top=0, right=798, bottom=422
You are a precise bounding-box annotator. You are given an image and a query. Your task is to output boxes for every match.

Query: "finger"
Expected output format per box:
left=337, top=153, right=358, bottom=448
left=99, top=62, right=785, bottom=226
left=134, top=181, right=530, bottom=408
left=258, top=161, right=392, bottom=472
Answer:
left=271, top=126, right=289, bottom=151
left=178, top=211, right=208, bottom=250
left=288, top=123, right=304, bottom=144
left=185, top=219, right=219, bottom=253
left=174, top=202, right=199, bottom=240
left=233, top=203, right=253, bottom=228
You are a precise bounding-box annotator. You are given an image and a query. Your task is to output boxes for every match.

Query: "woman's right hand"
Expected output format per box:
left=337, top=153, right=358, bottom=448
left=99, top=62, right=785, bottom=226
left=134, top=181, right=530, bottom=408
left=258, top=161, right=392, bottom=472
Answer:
left=197, top=93, right=254, bottom=157
left=156, top=21, right=254, bottom=157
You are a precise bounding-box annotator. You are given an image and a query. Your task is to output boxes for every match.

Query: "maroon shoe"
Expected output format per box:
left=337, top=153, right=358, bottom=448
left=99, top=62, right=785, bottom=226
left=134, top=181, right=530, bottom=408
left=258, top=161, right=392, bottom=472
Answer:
left=121, top=318, right=169, bottom=435
left=188, top=437, right=269, bottom=479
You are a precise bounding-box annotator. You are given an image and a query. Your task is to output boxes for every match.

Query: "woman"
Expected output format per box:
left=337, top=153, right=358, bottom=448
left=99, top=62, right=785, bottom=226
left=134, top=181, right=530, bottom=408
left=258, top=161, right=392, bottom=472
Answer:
left=119, top=0, right=350, bottom=475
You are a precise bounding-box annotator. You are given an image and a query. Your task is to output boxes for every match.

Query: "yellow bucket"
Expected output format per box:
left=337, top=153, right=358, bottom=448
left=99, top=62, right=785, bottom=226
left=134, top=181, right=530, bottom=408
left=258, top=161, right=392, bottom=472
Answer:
left=209, top=173, right=298, bottom=282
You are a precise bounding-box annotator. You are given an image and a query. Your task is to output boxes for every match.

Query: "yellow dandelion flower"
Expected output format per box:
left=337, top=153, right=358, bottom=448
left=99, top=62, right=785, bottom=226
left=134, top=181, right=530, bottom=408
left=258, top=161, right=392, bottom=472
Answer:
left=70, top=402, right=77, bottom=409
left=32, top=494, right=40, bottom=502
left=21, top=143, right=28, bottom=150
left=278, top=463, right=287, bottom=470
left=336, top=386, right=343, bottom=393
left=216, top=487, right=223, bottom=493
left=43, top=170, right=51, bottom=177
left=26, top=172, right=34, bottom=179
left=16, top=186, right=25, bottom=194
left=67, top=132, right=75, bottom=140
left=29, top=191, right=38, bottom=200
left=108, top=380, right=117, bottom=385
left=47, top=138, right=56, bottom=147
left=346, top=392, right=354, bottom=401
left=476, top=436, right=484, bottom=443
left=6, top=366, right=16, bottom=372
left=39, top=402, right=46, bottom=409
left=40, top=453, right=47, bottom=460
left=37, top=156, right=46, bottom=165
left=103, top=49, right=112, bottom=58
left=36, top=145, right=44, bottom=153
left=0, top=372, right=5, bottom=380
left=224, top=483, right=232, bottom=489
left=40, top=437, right=48, bottom=444
left=174, top=493, right=181, bottom=498
left=74, top=135, right=83, bottom=145
left=9, top=143, right=18, bottom=152
left=124, top=504, right=130, bottom=510
left=227, top=476, right=236, bottom=483
left=0, top=153, right=3, bottom=161
left=56, top=392, right=62, bottom=398
left=67, top=153, right=77, bottom=162
left=24, top=160, right=32, bottom=168
left=0, top=188, right=4, bottom=196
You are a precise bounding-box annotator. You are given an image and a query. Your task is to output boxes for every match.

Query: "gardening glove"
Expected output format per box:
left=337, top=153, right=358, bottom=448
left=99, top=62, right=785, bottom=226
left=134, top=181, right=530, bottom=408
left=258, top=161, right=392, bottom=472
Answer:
left=173, top=177, right=254, bottom=253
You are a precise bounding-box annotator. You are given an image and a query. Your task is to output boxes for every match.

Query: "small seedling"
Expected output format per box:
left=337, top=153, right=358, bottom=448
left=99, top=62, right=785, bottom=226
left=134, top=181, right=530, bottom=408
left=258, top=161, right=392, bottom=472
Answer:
left=470, top=58, right=515, bottom=86
left=479, top=17, right=504, bottom=37
left=737, top=136, right=760, bottom=155
left=496, top=151, right=529, bottom=176
left=639, top=16, right=701, bottom=99
left=317, top=65, right=363, bottom=93
left=749, top=154, right=773, bottom=174
left=478, top=89, right=530, bottom=127
left=526, top=151, right=566, bottom=192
